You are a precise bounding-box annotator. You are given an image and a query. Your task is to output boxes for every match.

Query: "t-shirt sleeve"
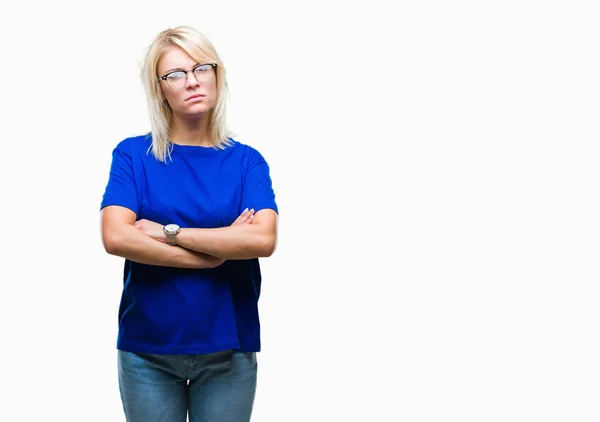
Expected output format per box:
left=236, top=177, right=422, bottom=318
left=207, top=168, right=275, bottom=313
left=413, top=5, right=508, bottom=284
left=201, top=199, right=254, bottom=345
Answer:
left=100, top=139, right=139, bottom=216
left=241, top=147, right=278, bottom=215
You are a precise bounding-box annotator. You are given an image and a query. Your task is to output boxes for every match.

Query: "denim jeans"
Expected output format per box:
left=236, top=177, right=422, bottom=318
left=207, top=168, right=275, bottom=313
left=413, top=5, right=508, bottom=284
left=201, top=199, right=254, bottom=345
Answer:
left=118, top=349, right=257, bottom=422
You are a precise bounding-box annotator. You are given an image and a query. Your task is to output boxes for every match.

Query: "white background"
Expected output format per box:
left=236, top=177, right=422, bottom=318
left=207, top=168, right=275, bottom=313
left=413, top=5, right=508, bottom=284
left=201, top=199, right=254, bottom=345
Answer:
left=1, top=1, right=599, bottom=421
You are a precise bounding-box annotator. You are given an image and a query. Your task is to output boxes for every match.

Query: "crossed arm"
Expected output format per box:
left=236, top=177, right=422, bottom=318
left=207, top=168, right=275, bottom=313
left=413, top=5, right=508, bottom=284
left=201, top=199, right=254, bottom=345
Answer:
left=101, top=205, right=278, bottom=269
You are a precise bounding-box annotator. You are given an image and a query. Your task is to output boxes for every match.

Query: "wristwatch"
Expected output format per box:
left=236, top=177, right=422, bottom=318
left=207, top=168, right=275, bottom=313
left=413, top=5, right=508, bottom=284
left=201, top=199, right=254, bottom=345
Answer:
left=163, top=224, right=181, bottom=245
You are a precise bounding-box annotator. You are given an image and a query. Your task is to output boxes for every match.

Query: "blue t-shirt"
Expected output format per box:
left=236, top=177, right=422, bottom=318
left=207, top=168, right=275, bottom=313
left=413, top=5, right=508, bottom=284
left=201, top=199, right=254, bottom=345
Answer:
left=100, top=134, right=278, bottom=354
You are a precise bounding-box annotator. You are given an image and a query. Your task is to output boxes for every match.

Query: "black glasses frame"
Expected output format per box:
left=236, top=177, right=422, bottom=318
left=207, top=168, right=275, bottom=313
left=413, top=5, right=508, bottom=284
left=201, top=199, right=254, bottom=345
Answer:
left=158, top=63, right=218, bottom=89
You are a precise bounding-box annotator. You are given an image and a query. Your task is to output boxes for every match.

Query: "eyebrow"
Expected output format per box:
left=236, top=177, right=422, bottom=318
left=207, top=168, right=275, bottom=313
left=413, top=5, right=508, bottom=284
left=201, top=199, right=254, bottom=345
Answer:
left=162, top=63, right=202, bottom=74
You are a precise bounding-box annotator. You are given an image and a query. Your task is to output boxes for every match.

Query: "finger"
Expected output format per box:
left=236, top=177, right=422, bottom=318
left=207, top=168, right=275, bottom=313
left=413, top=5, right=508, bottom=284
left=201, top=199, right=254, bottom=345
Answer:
left=232, top=217, right=244, bottom=226
left=243, top=209, right=255, bottom=222
left=240, top=213, right=254, bottom=225
left=232, top=208, right=249, bottom=225
left=238, top=212, right=253, bottom=225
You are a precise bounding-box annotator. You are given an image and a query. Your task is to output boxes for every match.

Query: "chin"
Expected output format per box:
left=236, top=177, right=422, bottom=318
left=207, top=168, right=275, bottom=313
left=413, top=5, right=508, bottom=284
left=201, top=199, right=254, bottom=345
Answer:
left=179, top=105, right=212, bottom=117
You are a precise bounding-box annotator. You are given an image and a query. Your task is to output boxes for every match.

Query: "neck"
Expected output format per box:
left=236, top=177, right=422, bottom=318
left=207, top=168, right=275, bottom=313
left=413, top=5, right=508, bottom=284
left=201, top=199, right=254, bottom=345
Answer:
left=170, top=112, right=211, bottom=146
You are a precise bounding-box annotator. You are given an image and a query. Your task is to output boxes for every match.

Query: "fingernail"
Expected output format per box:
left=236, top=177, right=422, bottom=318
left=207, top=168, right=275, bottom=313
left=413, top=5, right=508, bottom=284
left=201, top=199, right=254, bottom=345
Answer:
left=250, top=208, right=255, bottom=212
left=244, top=208, right=248, bottom=212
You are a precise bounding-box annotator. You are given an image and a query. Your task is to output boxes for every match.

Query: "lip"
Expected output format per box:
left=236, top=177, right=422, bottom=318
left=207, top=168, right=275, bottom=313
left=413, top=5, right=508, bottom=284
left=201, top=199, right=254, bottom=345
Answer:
left=186, top=94, right=206, bottom=101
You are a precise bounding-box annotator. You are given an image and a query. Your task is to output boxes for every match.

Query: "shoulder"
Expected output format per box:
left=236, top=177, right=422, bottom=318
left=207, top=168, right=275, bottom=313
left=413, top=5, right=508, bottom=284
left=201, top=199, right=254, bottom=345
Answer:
left=114, top=133, right=151, bottom=153
left=109, top=134, right=153, bottom=163
left=227, top=138, right=269, bottom=164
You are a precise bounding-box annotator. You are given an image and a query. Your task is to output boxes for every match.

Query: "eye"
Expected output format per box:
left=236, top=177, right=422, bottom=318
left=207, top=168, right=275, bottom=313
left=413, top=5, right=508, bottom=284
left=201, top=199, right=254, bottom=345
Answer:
left=166, top=71, right=186, bottom=80
left=194, top=65, right=211, bottom=74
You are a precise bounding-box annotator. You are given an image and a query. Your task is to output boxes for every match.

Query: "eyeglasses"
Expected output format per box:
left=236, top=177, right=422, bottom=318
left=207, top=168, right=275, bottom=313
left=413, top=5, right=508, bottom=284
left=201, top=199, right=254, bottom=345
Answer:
left=158, top=63, right=217, bottom=90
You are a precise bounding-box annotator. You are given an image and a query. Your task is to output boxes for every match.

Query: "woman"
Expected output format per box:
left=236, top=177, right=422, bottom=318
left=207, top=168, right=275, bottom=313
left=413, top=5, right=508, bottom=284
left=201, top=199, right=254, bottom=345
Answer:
left=100, top=26, right=278, bottom=422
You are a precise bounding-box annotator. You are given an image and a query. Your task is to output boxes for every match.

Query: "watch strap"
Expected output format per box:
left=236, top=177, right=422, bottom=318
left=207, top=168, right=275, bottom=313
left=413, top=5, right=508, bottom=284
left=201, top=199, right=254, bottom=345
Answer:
left=166, top=233, right=177, bottom=245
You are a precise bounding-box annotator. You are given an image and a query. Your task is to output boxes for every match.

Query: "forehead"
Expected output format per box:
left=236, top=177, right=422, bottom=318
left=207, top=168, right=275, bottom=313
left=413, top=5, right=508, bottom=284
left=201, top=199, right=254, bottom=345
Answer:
left=157, top=46, right=197, bottom=74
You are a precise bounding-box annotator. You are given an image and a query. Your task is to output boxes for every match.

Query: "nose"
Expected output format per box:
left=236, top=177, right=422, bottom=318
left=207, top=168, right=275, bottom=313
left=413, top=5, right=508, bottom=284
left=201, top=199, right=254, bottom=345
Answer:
left=185, top=70, right=200, bottom=88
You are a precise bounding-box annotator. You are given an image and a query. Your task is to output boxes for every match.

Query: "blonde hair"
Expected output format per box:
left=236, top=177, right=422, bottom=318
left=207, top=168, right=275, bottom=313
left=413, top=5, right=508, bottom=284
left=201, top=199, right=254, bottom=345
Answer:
left=140, top=26, right=234, bottom=162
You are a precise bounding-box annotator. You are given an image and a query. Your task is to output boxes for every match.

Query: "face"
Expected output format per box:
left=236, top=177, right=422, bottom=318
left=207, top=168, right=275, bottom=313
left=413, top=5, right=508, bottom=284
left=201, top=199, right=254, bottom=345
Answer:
left=157, top=46, right=218, bottom=117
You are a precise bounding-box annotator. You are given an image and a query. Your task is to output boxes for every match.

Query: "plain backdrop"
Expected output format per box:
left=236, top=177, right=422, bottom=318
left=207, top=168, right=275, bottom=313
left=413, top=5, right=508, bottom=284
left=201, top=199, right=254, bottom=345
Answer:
left=1, top=1, right=599, bottom=421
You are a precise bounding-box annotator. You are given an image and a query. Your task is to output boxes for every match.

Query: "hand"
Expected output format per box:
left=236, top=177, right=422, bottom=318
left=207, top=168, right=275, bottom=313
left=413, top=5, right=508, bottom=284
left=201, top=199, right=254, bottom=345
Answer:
left=134, top=219, right=168, bottom=243
left=205, top=209, right=254, bottom=268
left=205, top=208, right=254, bottom=267
left=231, top=208, right=255, bottom=226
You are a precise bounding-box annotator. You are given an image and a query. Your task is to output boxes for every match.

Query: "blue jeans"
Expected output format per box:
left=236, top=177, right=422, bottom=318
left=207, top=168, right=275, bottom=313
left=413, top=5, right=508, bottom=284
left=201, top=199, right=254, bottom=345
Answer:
left=118, top=349, right=257, bottom=422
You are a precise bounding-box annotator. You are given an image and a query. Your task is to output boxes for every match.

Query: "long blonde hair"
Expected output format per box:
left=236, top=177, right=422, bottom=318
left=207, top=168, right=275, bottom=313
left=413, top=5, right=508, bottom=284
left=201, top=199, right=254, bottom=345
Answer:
left=140, top=26, right=233, bottom=162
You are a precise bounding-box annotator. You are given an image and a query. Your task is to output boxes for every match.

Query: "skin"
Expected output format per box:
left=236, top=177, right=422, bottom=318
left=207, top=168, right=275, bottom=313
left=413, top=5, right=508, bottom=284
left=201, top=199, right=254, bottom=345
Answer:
left=157, top=46, right=217, bottom=146
left=101, top=45, right=278, bottom=267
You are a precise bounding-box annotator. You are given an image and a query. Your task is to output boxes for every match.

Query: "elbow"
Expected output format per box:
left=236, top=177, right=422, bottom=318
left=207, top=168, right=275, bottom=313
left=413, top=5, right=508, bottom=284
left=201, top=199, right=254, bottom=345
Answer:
left=102, top=233, right=125, bottom=256
left=100, top=208, right=137, bottom=256
left=260, top=235, right=277, bottom=257
left=102, top=237, right=118, bottom=255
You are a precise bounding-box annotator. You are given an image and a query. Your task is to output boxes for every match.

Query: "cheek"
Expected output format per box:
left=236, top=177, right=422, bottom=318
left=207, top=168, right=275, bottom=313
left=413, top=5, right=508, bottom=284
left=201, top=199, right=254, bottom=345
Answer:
left=160, top=86, right=170, bottom=102
left=206, top=84, right=218, bottom=104
left=165, top=92, right=185, bottom=108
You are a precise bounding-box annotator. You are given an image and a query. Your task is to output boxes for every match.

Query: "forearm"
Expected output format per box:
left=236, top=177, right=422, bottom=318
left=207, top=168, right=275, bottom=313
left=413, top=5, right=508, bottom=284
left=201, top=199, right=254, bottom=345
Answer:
left=103, top=224, right=223, bottom=269
left=175, top=224, right=275, bottom=259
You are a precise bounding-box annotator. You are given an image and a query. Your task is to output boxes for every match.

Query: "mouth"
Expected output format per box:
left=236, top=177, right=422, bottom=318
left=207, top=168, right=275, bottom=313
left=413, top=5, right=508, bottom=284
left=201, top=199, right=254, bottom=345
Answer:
left=186, top=94, right=206, bottom=101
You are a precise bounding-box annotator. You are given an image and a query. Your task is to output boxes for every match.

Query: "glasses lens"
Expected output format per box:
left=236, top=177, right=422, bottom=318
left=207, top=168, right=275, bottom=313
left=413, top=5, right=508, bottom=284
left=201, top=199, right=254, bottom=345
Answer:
left=194, top=65, right=215, bottom=83
left=166, top=71, right=186, bottom=90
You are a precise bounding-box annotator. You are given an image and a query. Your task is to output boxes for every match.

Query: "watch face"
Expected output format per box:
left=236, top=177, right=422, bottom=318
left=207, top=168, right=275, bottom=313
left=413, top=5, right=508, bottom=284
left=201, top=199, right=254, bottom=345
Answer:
left=164, top=224, right=180, bottom=234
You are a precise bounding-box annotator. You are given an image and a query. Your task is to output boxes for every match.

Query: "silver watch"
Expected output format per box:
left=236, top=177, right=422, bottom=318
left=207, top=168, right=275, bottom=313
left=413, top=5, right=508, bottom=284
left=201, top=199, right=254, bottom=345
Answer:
left=163, top=224, right=181, bottom=245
